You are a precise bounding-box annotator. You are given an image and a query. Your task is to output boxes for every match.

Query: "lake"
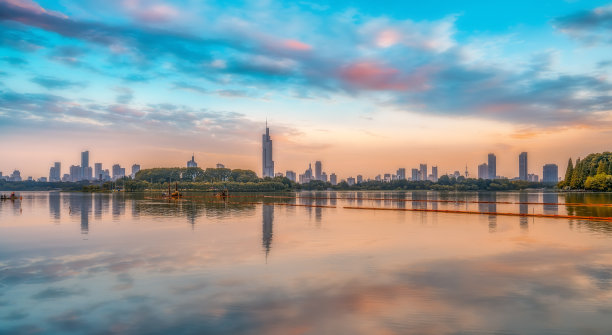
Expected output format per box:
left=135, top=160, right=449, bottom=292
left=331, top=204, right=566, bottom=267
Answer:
left=1, top=191, right=612, bottom=334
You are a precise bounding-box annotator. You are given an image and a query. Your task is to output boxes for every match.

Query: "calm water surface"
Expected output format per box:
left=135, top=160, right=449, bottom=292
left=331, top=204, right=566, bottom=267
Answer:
left=1, top=191, right=612, bottom=334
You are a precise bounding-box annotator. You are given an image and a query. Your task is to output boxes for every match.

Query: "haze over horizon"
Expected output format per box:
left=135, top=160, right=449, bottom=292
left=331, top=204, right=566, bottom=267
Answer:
left=1, top=0, right=612, bottom=179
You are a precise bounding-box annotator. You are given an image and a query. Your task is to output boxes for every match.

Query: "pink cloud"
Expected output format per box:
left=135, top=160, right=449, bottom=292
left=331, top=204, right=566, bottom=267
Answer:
left=283, top=39, right=312, bottom=51
left=121, top=0, right=179, bottom=23
left=3, top=0, right=67, bottom=18
left=339, top=61, right=431, bottom=91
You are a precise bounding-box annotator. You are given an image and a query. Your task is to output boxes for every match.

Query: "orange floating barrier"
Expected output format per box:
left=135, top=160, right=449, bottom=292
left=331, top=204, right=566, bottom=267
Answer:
left=342, top=206, right=612, bottom=222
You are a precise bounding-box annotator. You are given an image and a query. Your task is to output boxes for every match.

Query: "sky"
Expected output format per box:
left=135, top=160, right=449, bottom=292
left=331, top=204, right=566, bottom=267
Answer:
left=1, top=0, right=612, bottom=179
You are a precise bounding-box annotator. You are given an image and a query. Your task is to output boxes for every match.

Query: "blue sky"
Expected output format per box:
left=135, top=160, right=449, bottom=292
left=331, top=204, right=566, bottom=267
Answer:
left=1, top=0, right=612, bottom=178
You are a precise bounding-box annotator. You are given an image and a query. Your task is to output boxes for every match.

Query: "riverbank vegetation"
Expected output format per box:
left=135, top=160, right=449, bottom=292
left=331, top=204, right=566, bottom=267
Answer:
left=559, top=152, right=612, bottom=191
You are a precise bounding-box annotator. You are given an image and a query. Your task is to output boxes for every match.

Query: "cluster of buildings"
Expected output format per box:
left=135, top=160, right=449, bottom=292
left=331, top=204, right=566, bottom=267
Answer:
left=45, top=150, right=140, bottom=182
left=477, top=152, right=558, bottom=183
left=261, top=126, right=560, bottom=185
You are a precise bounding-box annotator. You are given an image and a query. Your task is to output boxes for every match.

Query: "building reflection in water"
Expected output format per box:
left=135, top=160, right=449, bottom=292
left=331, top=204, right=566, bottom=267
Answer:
left=262, top=204, right=274, bottom=260
left=49, top=192, right=61, bottom=221
left=478, top=192, right=497, bottom=232
left=81, top=194, right=92, bottom=234
left=519, top=192, right=529, bottom=231
left=543, top=193, right=559, bottom=215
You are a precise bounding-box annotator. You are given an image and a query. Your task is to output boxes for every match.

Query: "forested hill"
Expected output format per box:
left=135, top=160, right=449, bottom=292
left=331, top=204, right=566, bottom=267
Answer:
left=559, top=152, right=612, bottom=191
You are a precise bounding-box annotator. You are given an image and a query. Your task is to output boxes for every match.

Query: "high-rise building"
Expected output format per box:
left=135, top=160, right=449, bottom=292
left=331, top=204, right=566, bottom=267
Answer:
left=411, top=168, right=419, bottom=181
left=81, top=151, right=91, bottom=180
left=419, top=164, right=427, bottom=181
left=432, top=166, right=438, bottom=182
left=187, top=154, right=197, bottom=168
left=262, top=123, right=274, bottom=178
left=396, top=168, right=406, bottom=180
left=488, top=153, right=496, bottom=180
left=519, top=152, right=528, bottom=181
left=347, top=177, right=355, bottom=186
left=131, top=164, right=140, bottom=178
left=543, top=164, right=558, bottom=183
left=216, top=163, right=225, bottom=168
left=49, top=162, right=61, bottom=182
left=321, top=172, right=328, bottom=183
left=285, top=170, right=296, bottom=182
left=94, top=163, right=102, bottom=180
left=329, top=173, right=337, bottom=185
left=478, top=163, right=488, bottom=179
left=528, top=173, right=539, bottom=182
left=315, top=161, right=322, bottom=181
left=70, top=165, right=81, bottom=182
left=9, top=170, right=22, bottom=182
left=112, top=164, right=125, bottom=180
left=357, top=175, right=363, bottom=184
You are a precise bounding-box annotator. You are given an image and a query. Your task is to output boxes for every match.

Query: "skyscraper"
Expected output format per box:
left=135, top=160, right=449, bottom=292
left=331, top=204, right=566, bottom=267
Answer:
left=543, top=164, right=558, bottom=183
left=187, top=154, right=197, bottom=168
left=131, top=164, right=141, bottom=178
left=488, top=153, right=496, bottom=179
left=411, top=168, right=419, bottom=181
left=49, top=162, right=61, bottom=182
left=262, top=123, right=274, bottom=178
left=81, top=151, right=91, bottom=180
left=285, top=170, right=296, bottom=182
left=519, top=152, right=528, bottom=181
left=94, top=163, right=102, bottom=180
left=315, top=161, right=322, bottom=181
left=419, top=164, right=427, bottom=181
left=478, top=163, right=488, bottom=179
left=329, top=173, right=337, bottom=185
left=396, top=168, right=406, bottom=180
left=432, top=166, right=438, bottom=182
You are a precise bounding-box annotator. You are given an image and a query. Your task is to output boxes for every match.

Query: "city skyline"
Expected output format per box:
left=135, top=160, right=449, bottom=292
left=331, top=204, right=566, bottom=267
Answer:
left=2, top=0, right=612, bottom=178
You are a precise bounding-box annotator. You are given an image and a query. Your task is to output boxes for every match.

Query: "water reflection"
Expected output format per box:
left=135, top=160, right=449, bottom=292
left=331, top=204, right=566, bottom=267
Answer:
left=478, top=192, right=497, bottom=232
left=2, top=191, right=612, bottom=334
left=262, top=204, right=273, bottom=259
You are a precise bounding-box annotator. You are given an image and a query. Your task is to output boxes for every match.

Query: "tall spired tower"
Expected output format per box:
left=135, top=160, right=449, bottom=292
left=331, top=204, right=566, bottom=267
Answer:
left=262, top=121, right=274, bottom=178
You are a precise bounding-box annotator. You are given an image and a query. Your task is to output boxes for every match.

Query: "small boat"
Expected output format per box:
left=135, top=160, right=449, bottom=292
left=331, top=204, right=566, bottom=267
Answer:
left=163, top=182, right=182, bottom=199
left=0, top=192, right=21, bottom=201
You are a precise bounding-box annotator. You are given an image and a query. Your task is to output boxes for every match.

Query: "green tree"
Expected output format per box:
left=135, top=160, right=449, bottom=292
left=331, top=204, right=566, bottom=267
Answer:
left=597, top=161, right=607, bottom=175
left=564, top=158, right=573, bottom=182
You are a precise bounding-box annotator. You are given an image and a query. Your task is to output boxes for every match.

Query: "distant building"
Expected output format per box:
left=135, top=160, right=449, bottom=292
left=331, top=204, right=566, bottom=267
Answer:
left=411, top=168, right=419, bottom=181
left=9, top=170, right=22, bottom=182
left=453, top=171, right=461, bottom=178
left=321, top=172, right=328, bottom=183
left=478, top=163, right=488, bottom=179
left=49, top=162, right=61, bottom=182
left=81, top=151, right=91, bottom=180
left=94, top=163, right=102, bottom=180
left=216, top=163, right=225, bottom=168
left=38, top=177, right=47, bottom=182
left=432, top=166, right=438, bottom=182
left=543, top=164, right=558, bottom=183
left=27, top=176, right=33, bottom=181
left=528, top=174, right=539, bottom=182
left=329, top=173, right=337, bottom=185
left=275, top=172, right=284, bottom=178
left=357, top=175, right=363, bottom=184
left=112, top=164, right=125, bottom=180
left=384, top=173, right=391, bottom=182
left=397, top=168, right=406, bottom=180
left=419, top=164, right=427, bottom=181
left=69, top=165, right=81, bottom=182
left=62, top=174, right=70, bottom=182
left=262, top=123, right=274, bottom=177
left=519, top=152, right=528, bottom=181
left=315, top=161, right=322, bottom=181
left=187, top=154, right=198, bottom=168
left=375, top=174, right=381, bottom=181
left=488, top=153, right=496, bottom=180
left=131, top=164, right=141, bottom=178
left=347, top=177, right=356, bottom=186
left=285, top=170, right=296, bottom=182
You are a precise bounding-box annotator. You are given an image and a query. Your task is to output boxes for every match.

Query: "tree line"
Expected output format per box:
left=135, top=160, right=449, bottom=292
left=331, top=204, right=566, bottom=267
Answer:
left=559, top=152, right=612, bottom=191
